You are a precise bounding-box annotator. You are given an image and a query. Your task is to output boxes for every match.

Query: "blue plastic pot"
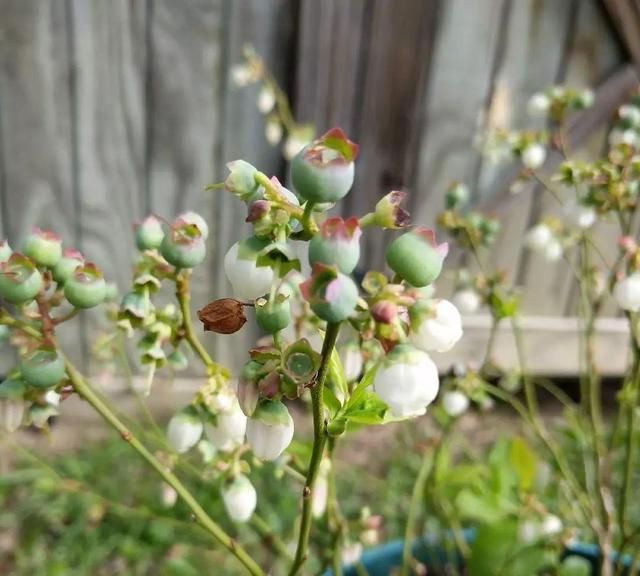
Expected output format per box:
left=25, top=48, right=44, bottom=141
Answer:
left=326, top=532, right=634, bottom=575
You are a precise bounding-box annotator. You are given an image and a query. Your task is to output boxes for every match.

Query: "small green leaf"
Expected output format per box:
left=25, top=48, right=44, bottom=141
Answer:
left=346, top=365, right=378, bottom=409
left=328, top=347, right=349, bottom=400
left=455, top=490, right=506, bottom=525
left=509, top=437, right=536, bottom=492
left=323, top=385, right=342, bottom=417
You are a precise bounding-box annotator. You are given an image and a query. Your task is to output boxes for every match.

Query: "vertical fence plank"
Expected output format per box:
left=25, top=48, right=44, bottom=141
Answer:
left=0, top=0, right=82, bottom=363
left=214, top=0, right=298, bottom=371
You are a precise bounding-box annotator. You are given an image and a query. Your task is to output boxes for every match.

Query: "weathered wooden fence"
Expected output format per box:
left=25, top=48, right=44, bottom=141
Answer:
left=0, top=0, right=636, bottom=374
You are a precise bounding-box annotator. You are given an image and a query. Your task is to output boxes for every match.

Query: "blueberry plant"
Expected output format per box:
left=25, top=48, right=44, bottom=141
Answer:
left=396, top=87, right=640, bottom=576
left=0, top=127, right=464, bottom=575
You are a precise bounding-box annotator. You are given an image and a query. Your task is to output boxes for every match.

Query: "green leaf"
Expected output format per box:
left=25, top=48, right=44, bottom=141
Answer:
left=323, top=385, right=342, bottom=417
left=509, top=437, right=536, bottom=492
left=559, top=556, right=591, bottom=576
left=346, top=365, right=378, bottom=409
left=455, top=490, right=507, bottom=525
left=328, top=347, right=349, bottom=400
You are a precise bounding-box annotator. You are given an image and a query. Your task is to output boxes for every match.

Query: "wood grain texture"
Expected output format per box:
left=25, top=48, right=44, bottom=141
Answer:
left=0, top=0, right=82, bottom=364
left=602, top=0, right=640, bottom=71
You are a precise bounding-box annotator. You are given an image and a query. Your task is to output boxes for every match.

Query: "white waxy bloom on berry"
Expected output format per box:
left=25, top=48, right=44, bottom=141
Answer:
left=373, top=344, right=439, bottom=418
left=452, top=288, right=481, bottom=314
left=246, top=399, right=294, bottom=461
left=614, top=272, right=640, bottom=311
left=177, top=211, right=209, bottom=240
left=205, top=397, right=247, bottom=452
left=221, top=474, right=257, bottom=523
left=563, top=200, right=596, bottom=229
left=339, top=342, right=364, bottom=382
left=224, top=237, right=275, bottom=301
left=257, top=85, right=276, bottom=114
left=409, top=299, right=463, bottom=353
left=342, top=542, right=363, bottom=566
left=541, top=514, right=563, bottom=536
left=442, top=390, right=470, bottom=417
left=167, top=406, right=203, bottom=454
left=527, top=93, right=550, bottom=116
left=161, top=483, right=178, bottom=508
left=524, top=223, right=553, bottom=252
left=522, top=143, right=546, bottom=170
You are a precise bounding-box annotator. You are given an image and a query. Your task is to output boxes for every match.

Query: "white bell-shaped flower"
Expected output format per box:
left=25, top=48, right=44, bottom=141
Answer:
left=522, top=143, right=546, bottom=170
left=224, top=239, right=275, bottom=301
left=527, top=93, right=550, bottom=117
left=452, top=288, right=481, bottom=314
left=339, top=342, right=364, bottom=382
left=614, top=272, right=640, bottom=311
left=563, top=200, right=596, bottom=229
left=161, top=483, right=178, bottom=508
left=409, top=299, right=463, bottom=353
left=373, top=344, right=439, bottom=418
left=167, top=406, right=203, bottom=454
left=205, top=397, right=247, bottom=452
left=524, top=224, right=552, bottom=252
left=442, top=390, right=470, bottom=417
left=221, top=474, right=257, bottom=523
left=518, top=520, right=539, bottom=543
left=543, top=238, right=563, bottom=262
left=540, top=514, right=563, bottom=536
left=246, top=399, right=294, bottom=461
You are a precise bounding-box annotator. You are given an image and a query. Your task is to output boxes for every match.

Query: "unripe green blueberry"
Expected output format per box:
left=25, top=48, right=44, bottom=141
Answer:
left=22, top=229, right=63, bottom=267
left=135, top=215, right=165, bottom=251
left=0, top=254, right=43, bottom=304
left=385, top=228, right=448, bottom=287
left=177, top=211, right=209, bottom=240
left=160, top=219, right=206, bottom=268
left=20, top=348, right=65, bottom=389
left=255, top=295, right=291, bottom=334
left=53, top=249, right=84, bottom=285
left=64, top=263, right=107, bottom=308
left=308, top=217, right=361, bottom=274
left=290, top=128, right=358, bottom=203
left=301, top=264, right=359, bottom=323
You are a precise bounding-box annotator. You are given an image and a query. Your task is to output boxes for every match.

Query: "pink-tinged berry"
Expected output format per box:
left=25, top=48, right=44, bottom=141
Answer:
left=22, top=228, right=63, bottom=267
left=308, top=217, right=361, bottom=274
left=135, top=215, right=165, bottom=251
left=160, top=218, right=206, bottom=269
left=246, top=399, right=294, bottom=461
left=373, top=344, right=439, bottom=418
left=64, top=263, right=107, bottom=309
left=385, top=228, right=448, bottom=287
left=53, top=249, right=84, bottom=285
left=300, top=264, right=359, bottom=323
left=0, top=253, right=43, bottom=304
left=0, top=240, right=12, bottom=263
left=20, top=347, right=65, bottom=389
left=290, top=128, right=358, bottom=203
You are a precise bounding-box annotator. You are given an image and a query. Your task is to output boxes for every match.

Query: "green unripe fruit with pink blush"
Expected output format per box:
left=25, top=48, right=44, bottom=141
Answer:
left=301, top=265, right=359, bottom=323
left=22, top=229, right=63, bottom=267
left=135, top=215, right=165, bottom=251
left=0, top=254, right=43, bottom=304
left=160, top=218, right=206, bottom=268
left=53, top=249, right=84, bottom=285
left=20, top=348, right=65, bottom=389
left=291, top=128, right=358, bottom=204
left=308, top=217, right=361, bottom=274
left=64, top=263, right=107, bottom=308
left=385, top=228, right=448, bottom=287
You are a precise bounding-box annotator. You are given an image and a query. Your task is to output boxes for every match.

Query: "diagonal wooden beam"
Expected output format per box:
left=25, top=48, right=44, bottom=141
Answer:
left=602, top=0, right=640, bottom=72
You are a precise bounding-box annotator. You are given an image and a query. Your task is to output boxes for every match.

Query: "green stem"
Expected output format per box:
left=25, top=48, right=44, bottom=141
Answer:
left=250, top=514, right=294, bottom=564
left=288, top=321, right=341, bottom=576
left=64, top=360, right=264, bottom=576
left=175, top=271, right=228, bottom=378
left=327, top=438, right=347, bottom=576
